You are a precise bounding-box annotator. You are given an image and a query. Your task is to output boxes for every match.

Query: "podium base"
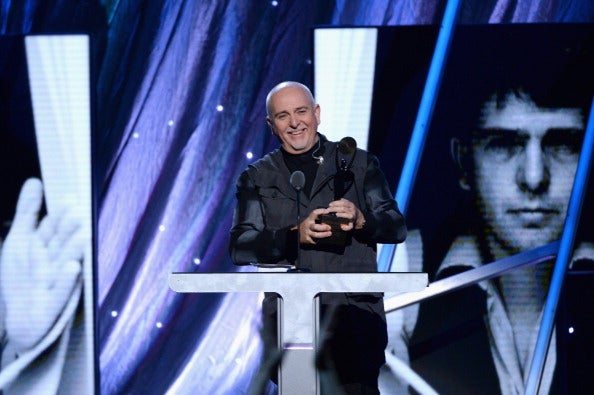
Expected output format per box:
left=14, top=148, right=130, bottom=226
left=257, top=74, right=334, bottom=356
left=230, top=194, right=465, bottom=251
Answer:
left=280, top=345, right=317, bottom=394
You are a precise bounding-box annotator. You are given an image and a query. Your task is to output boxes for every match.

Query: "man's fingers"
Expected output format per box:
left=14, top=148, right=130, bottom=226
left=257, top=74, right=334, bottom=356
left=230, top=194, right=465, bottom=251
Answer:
left=309, top=207, right=329, bottom=220
left=310, top=222, right=332, bottom=240
left=328, top=198, right=359, bottom=222
left=48, top=213, right=82, bottom=261
left=55, top=227, right=86, bottom=263
left=49, top=259, right=81, bottom=292
left=312, top=222, right=331, bottom=232
left=11, top=178, right=44, bottom=233
left=340, top=223, right=354, bottom=231
left=300, top=218, right=332, bottom=244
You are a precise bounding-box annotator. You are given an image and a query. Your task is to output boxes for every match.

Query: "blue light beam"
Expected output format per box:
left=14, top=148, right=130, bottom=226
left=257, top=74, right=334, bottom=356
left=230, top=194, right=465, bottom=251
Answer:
left=379, top=0, right=462, bottom=272
left=525, top=96, right=594, bottom=394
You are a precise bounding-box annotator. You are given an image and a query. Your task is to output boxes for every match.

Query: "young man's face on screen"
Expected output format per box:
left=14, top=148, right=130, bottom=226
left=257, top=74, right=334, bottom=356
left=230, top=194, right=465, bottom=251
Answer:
left=471, top=92, right=584, bottom=257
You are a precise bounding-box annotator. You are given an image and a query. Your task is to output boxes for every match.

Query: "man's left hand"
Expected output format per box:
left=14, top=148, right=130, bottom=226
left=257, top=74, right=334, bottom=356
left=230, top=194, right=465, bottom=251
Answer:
left=328, top=198, right=365, bottom=231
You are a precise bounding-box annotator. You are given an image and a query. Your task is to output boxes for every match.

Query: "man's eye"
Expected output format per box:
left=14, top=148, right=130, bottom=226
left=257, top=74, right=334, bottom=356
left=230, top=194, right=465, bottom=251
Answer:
left=277, top=114, right=287, bottom=120
left=297, top=109, right=307, bottom=114
left=542, top=128, right=583, bottom=157
left=483, top=134, right=524, bottom=156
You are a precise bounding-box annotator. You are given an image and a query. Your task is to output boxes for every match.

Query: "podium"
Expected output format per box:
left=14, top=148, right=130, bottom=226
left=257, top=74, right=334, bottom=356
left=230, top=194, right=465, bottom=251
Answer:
left=169, top=272, right=427, bottom=394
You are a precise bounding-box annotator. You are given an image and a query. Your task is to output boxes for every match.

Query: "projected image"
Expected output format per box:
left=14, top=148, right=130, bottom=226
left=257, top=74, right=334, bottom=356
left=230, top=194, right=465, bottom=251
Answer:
left=0, top=35, right=94, bottom=393
left=314, top=23, right=594, bottom=394
left=378, top=25, right=594, bottom=394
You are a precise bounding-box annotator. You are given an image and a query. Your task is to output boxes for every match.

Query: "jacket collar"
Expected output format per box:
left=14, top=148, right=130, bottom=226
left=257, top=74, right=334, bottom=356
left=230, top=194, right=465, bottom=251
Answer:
left=265, top=133, right=338, bottom=205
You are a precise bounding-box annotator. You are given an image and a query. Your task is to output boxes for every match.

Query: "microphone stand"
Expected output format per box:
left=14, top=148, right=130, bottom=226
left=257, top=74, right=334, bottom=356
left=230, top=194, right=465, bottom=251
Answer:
left=295, top=188, right=301, bottom=271
left=289, top=170, right=306, bottom=272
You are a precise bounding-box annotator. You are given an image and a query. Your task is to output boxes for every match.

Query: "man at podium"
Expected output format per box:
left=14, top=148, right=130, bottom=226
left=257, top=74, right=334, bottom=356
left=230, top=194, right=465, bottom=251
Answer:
left=230, top=81, right=406, bottom=394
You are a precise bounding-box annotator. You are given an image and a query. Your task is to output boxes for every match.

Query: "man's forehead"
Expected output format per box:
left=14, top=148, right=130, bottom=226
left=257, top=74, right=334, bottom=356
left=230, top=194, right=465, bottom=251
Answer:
left=479, top=96, right=584, bottom=132
left=272, top=87, right=309, bottom=102
left=270, top=90, right=313, bottom=113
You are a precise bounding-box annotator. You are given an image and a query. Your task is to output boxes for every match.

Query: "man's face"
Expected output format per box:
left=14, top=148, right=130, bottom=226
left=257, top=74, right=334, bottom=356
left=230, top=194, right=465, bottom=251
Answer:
left=266, top=85, right=320, bottom=154
left=471, top=93, right=584, bottom=257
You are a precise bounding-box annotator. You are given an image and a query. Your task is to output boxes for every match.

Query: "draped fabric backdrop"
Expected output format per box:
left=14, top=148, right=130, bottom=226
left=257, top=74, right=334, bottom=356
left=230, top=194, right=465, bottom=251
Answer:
left=1, top=0, right=593, bottom=393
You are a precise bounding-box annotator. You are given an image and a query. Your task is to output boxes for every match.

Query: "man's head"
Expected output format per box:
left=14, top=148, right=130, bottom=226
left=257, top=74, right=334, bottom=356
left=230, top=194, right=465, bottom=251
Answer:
left=453, top=89, right=584, bottom=258
left=436, top=26, right=594, bottom=259
left=266, top=81, right=320, bottom=154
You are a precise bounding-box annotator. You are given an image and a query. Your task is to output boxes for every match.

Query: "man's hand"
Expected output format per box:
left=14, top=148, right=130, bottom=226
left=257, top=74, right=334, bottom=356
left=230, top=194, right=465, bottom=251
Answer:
left=328, top=198, right=365, bottom=231
left=0, top=178, right=83, bottom=351
left=297, top=207, right=332, bottom=244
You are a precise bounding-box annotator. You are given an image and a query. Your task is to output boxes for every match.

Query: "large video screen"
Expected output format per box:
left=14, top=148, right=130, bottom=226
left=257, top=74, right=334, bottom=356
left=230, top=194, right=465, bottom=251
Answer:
left=0, top=35, right=94, bottom=393
left=315, top=24, right=594, bottom=394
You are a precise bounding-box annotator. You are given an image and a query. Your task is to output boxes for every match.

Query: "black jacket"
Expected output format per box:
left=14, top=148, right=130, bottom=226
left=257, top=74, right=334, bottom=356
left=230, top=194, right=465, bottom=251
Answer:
left=229, top=135, right=407, bottom=387
left=229, top=135, right=406, bottom=273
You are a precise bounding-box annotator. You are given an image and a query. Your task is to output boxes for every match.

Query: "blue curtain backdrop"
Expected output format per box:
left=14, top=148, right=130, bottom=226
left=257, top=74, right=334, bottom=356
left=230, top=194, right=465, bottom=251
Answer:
left=1, top=0, right=593, bottom=393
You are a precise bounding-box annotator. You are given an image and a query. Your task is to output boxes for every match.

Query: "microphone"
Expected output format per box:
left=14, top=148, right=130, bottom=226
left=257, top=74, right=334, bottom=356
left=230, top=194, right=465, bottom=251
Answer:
left=334, top=137, right=357, bottom=200
left=290, top=170, right=305, bottom=191
left=338, top=136, right=357, bottom=156
left=289, top=171, right=305, bottom=270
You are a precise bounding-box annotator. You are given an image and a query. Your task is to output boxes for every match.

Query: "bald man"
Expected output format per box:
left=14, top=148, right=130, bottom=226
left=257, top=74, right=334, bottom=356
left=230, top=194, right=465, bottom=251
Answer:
left=230, top=82, right=406, bottom=394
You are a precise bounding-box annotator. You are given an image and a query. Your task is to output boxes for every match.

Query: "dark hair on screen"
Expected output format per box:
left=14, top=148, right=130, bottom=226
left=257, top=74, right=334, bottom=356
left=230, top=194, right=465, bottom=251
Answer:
left=431, top=24, right=594, bottom=146
left=419, top=24, right=594, bottom=274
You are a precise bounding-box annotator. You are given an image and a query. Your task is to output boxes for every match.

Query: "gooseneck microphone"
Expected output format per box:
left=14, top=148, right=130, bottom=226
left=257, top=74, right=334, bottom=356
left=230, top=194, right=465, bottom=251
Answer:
left=289, top=170, right=305, bottom=192
left=334, top=137, right=357, bottom=200
left=289, top=171, right=305, bottom=270
left=337, top=136, right=357, bottom=156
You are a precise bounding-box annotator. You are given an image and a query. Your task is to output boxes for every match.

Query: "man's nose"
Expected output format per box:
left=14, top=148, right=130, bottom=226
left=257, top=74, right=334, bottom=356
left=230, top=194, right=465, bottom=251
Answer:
left=517, top=140, right=549, bottom=194
left=288, top=115, right=299, bottom=128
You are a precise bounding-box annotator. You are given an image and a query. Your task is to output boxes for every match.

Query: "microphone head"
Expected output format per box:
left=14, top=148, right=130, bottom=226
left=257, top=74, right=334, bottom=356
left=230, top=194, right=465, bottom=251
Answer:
left=338, top=137, right=357, bottom=155
left=290, top=170, right=305, bottom=191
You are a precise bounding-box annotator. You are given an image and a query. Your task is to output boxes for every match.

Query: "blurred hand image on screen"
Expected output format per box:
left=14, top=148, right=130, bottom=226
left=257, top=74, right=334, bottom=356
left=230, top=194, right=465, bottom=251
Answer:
left=0, top=34, right=94, bottom=394
left=0, top=178, right=83, bottom=351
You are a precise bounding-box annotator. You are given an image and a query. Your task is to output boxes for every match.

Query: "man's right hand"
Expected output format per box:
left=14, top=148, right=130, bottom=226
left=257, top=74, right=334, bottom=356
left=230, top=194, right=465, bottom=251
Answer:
left=298, top=207, right=332, bottom=244
left=0, top=178, right=83, bottom=352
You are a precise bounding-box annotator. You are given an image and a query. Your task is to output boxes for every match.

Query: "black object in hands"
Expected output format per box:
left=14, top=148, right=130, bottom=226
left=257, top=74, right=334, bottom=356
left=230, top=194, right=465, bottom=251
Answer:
left=315, top=213, right=350, bottom=246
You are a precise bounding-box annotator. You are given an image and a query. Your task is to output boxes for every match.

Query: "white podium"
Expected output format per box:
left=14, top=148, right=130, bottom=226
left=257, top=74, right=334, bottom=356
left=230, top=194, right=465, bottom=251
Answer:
left=169, top=272, right=427, bottom=394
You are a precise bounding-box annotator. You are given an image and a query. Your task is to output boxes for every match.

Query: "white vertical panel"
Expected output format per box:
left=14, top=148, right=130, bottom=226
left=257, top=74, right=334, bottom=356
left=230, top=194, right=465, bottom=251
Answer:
left=314, top=28, right=377, bottom=149
left=24, top=35, right=94, bottom=395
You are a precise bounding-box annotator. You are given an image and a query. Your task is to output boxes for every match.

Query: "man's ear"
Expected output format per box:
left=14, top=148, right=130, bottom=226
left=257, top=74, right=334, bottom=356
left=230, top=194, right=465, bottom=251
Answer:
left=451, top=137, right=471, bottom=191
left=314, top=104, right=321, bottom=125
left=266, top=117, right=276, bottom=135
